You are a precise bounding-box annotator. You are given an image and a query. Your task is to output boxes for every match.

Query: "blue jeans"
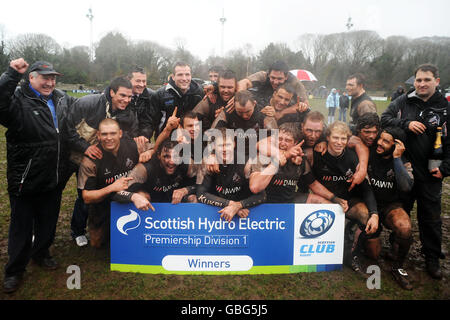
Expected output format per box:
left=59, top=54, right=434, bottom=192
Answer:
left=70, top=188, right=88, bottom=238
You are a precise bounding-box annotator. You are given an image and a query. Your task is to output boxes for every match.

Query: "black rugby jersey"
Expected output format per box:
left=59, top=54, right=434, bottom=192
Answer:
left=128, top=155, right=193, bottom=203
left=367, top=148, right=411, bottom=208
left=250, top=157, right=315, bottom=203
left=197, top=163, right=266, bottom=208
left=78, top=137, right=139, bottom=193
left=312, top=148, right=378, bottom=213
left=215, top=108, right=266, bottom=133
left=214, top=109, right=272, bottom=162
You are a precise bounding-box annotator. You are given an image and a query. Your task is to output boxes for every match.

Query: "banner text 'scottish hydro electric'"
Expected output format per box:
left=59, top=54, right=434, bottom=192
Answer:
left=110, top=202, right=345, bottom=274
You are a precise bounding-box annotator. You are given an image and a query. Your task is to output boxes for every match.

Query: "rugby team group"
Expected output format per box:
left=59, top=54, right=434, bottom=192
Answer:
left=0, top=57, right=448, bottom=294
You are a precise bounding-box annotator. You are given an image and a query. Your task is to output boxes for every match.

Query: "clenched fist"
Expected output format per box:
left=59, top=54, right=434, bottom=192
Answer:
left=10, top=58, right=29, bottom=74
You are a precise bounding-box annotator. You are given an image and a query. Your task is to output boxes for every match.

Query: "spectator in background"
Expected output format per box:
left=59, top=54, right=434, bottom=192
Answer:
left=339, top=91, right=350, bottom=123
left=208, top=65, right=224, bottom=83
left=326, top=88, right=339, bottom=124
left=391, top=86, right=405, bottom=102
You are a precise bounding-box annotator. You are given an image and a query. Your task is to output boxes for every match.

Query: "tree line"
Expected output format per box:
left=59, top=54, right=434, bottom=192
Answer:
left=1, top=29, right=449, bottom=93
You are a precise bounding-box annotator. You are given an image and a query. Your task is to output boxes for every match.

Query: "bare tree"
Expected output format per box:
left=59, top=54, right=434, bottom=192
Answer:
left=8, top=33, right=61, bottom=63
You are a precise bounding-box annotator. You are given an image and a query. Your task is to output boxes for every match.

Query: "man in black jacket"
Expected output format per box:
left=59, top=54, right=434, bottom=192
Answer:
left=66, top=76, right=140, bottom=159
left=381, top=64, right=450, bottom=280
left=147, top=62, right=204, bottom=138
left=127, top=66, right=155, bottom=140
left=0, top=58, right=76, bottom=293
left=339, top=91, right=350, bottom=122
left=66, top=76, right=142, bottom=247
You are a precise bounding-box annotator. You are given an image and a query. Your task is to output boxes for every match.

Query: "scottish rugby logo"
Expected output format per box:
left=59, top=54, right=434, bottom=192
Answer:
left=116, top=209, right=141, bottom=236
left=300, top=210, right=335, bottom=238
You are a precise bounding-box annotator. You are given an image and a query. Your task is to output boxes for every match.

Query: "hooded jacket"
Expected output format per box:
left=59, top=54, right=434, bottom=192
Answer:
left=381, top=89, right=450, bottom=181
left=147, top=77, right=204, bottom=138
left=0, top=66, right=76, bottom=196
left=326, top=89, right=340, bottom=108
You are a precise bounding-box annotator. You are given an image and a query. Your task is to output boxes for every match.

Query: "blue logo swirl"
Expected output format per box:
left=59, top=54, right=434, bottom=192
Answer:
left=299, top=210, right=335, bottom=238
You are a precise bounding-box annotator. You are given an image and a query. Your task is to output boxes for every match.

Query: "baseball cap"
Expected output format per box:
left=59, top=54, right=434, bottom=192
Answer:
left=29, top=61, right=62, bottom=76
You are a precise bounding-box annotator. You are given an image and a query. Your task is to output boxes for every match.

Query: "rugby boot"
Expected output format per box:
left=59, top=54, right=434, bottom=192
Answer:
left=391, top=267, right=413, bottom=290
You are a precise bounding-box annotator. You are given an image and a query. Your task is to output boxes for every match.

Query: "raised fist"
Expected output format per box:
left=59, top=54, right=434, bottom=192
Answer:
left=10, top=58, right=29, bottom=74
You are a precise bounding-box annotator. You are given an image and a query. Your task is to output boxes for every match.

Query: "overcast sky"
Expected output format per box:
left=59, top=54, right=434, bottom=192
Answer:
left=1, top=0, right=449, bottom=60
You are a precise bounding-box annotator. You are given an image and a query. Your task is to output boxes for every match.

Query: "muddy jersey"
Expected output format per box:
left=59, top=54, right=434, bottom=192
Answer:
left=247, top=71, right=307, bottom=107
left=349, top=92, right=376, bottom=129
left=193, top=95, right=228, bottom=130
left=312, top=148, right=378, bottom=213
left=367, top=149, right=411, bottom=208
left=78, top=137, right=139, bottom=193
left=250, top=157, right=315, bottom=203
left=128, top=156, right=193, bottom=203
left=215, top=108, right=267, bottom=134
left=200, top=164, right=250, bottom=202
left=197, top=162, right=266, bottom=208
left=214, top=109, right=273, bottom=162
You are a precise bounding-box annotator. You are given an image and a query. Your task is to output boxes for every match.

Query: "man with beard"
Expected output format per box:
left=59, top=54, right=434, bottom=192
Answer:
left=368, top=126, right=414, bottom=289
left=381, top=64, right=450, bottom=279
